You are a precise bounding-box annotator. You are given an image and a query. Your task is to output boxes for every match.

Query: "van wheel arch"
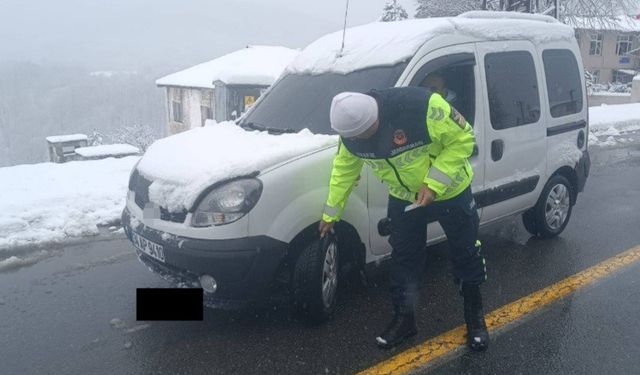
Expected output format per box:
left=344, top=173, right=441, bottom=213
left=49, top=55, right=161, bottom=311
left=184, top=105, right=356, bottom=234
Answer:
left=551, top=166, right=578, bottom=205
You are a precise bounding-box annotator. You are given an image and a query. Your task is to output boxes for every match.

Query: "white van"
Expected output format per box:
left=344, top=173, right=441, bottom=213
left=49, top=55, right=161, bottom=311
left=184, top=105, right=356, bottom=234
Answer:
left=123, top=12, right=590, bottom=321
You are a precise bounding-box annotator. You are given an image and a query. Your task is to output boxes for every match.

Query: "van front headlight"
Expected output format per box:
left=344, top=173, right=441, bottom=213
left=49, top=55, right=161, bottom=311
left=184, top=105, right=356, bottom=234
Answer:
left=191, top=178, right=262, bottom=227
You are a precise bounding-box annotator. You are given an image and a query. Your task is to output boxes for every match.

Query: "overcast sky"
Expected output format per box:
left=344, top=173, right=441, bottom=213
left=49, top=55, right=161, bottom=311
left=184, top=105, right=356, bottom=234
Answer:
left=0, top=0, right=415, bottom=70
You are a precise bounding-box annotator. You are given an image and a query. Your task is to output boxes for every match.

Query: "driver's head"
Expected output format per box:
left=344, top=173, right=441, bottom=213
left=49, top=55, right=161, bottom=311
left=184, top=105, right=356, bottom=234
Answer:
left=330, top=92, right=379, bottom=139
left=421, top=72, right=446, bottom=95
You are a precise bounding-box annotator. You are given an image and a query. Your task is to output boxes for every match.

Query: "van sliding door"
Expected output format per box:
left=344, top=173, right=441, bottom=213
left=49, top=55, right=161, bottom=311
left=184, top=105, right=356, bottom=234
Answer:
left=476, top=41, right=546, bottom=222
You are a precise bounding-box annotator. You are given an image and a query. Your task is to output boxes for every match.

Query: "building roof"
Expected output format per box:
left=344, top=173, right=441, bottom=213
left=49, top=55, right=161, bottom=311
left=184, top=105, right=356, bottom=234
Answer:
left=287, top=11, right=574, bottom=75
left=45, top=134, right=88, bottom=143
left=156, top=45, right=299, bottom=89
left=568, top=16, right=640, bottom=32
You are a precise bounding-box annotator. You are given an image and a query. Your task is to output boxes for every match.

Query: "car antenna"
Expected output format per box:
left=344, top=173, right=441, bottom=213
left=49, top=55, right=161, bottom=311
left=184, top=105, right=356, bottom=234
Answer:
left=338, top=0, right=350, bottom=57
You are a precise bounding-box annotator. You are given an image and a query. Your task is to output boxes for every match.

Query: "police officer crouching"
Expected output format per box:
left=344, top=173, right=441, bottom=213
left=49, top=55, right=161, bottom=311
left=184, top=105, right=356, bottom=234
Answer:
left=318, top=88, right=489, bottom=351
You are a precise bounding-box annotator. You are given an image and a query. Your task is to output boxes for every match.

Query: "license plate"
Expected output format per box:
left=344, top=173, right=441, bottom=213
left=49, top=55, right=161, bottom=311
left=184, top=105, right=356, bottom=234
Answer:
left=131, top=231, right=165, bottom=262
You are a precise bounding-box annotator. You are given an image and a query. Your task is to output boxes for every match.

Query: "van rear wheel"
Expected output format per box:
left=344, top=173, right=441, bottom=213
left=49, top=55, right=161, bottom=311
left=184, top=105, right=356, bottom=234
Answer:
left=292, top=233, right=339, bottom=324
left=522, top=175, right=573, bottom=238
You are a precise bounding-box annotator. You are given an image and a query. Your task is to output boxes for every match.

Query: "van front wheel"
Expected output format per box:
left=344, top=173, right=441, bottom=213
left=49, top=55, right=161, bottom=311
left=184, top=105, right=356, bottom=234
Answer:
left=292, top=234, right=339, bottom=324
left=522, top=175, right=573, bottom=238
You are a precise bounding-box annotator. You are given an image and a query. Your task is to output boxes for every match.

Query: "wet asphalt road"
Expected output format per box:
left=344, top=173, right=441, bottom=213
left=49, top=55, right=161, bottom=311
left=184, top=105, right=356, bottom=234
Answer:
left=1, top=143, right=640, bottom=375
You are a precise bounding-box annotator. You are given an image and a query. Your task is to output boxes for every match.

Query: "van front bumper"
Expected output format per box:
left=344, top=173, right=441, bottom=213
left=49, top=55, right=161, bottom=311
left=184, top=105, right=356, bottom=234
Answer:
left=121, top=208, right=288, bottom=308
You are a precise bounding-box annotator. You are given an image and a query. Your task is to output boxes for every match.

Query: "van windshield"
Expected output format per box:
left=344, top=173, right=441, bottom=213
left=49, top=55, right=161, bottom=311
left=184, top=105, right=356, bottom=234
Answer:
left=239, top=63, right=408, bottom=135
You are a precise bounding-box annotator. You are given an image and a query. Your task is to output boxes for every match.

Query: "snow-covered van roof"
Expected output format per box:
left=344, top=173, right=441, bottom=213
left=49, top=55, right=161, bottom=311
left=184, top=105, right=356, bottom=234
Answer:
left=568, top=16, right=640, bottom=32
left=156, top=45, right=300, bottom=89
left=287, top=11, right=575, bottom=75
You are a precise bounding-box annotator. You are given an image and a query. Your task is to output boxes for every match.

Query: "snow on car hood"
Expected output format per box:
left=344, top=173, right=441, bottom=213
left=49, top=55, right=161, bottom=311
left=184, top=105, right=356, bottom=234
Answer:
left=137, top=121, right=337, bottom=212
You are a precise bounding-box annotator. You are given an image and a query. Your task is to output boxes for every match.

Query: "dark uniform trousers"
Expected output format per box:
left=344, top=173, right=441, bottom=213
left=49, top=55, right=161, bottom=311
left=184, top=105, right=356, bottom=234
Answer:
left=387, top=186, right=486, bottom=312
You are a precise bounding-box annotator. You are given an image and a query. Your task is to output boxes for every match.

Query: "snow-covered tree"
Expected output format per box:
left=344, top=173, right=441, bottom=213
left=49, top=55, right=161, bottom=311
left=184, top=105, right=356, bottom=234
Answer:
left=415, top=0, right=482, bottom=17
left=416, top=0, right=639, bottom=21
left=560, top=0, right=640, bottom=28
left=108, top=124, right=158, bottom=152
left=381, top=0, right=409, bottom=21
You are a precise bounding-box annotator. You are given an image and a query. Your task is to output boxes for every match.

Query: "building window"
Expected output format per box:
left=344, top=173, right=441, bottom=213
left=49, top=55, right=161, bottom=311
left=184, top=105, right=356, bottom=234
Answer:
left=171, top=89, right=183, bottom=123
left=542, top=49, right=583, bottom=118
left=172, top=101, right=183, bottom=123
left=589, top=33, right=603, bottom=56
left=616, top=34, right=633, bottom=56
left=485, top=51, right=541, bottom=129
left=200, top=90, right=213, bottom=126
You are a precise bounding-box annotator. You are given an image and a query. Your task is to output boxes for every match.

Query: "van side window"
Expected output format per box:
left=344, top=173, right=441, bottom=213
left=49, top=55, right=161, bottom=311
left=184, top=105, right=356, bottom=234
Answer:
left=542, top=49, right=583, bottom=118
left=484, top=51, right=540, bottom=130
left=409, top=53, right=476, bottom=125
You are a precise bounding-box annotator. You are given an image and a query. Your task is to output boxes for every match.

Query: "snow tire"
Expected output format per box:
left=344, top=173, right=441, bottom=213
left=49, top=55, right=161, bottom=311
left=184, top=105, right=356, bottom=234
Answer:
left=292, top=233, right=339, bottom=324
left=522, top=174, right=574, bottom=239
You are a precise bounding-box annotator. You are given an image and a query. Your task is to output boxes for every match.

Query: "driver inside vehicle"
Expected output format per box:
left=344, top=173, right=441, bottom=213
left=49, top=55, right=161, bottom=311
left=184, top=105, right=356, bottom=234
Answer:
left=420, top=71, right=458, bottom=106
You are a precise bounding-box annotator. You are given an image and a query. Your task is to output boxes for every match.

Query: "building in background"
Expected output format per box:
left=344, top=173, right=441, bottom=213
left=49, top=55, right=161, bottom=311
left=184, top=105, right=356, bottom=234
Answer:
left=571, top=16, right=640, bottom=84
left=156, top=45, right=299, bottom=135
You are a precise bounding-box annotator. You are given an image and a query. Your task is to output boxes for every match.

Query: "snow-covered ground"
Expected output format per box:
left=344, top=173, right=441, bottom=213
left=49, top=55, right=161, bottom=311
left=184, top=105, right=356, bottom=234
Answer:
left=0, top=103, right=638, bottom=261
left=0, top=156, right=139, bottom=254
left=588, top=103, right=640, bottom=147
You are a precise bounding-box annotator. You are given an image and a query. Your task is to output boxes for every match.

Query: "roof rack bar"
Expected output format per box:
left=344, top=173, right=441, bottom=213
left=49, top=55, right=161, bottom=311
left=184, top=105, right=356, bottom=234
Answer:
left=458, top=11, right=559, bottom=24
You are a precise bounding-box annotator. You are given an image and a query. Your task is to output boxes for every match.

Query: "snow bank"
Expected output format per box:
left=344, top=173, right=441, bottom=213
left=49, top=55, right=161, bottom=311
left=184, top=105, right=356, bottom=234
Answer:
left=590, top=92, right=630, bottom=97
left=75, top=144, right=140, bottom=158
left=588, top=103, right=640, bottom=147
left=137, top=121, right=337, bottom=212
left=287, top=14, right=573, bottom=75
left=589, top=103, right=640, bottom=131
left=156, top=45, right=299, bottom=89
left=0, top=156, right=139, bottom=250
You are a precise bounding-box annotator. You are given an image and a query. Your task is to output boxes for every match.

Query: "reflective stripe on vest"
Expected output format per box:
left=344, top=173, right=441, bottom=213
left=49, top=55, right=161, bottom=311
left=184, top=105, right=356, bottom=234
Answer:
left=323, top=204, right=339, bottom=218
left=427, top=166, right=453, bottom=186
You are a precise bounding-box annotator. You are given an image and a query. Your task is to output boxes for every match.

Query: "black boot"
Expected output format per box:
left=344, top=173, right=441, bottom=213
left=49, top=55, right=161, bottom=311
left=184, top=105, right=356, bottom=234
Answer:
left=462, top=283, right=489, bottom=351
left=376, top=307, right=417, bottom=349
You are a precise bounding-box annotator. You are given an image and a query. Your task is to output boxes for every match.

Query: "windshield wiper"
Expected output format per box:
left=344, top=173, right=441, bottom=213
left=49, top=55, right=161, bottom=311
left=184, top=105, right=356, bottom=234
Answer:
left=239, top=122, right=297, bottom=134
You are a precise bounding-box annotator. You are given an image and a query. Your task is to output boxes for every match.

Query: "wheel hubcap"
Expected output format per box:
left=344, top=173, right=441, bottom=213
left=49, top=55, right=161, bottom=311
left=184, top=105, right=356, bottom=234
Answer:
left=544, top=184, right=570, bottom=231
left=321, top=241, right=338, bottom=309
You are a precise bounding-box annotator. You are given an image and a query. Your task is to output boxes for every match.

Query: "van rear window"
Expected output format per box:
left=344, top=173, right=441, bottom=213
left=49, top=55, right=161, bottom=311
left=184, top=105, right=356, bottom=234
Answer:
left=542, top=49, right=584, bottom=118
left=485, top=51, right=541, bottom=130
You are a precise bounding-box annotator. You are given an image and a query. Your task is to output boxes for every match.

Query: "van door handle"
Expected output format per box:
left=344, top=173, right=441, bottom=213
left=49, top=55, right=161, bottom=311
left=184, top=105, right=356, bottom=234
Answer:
left=491, top=140, right=504, bottom=161
left=471, top=145, right=479, bottom=157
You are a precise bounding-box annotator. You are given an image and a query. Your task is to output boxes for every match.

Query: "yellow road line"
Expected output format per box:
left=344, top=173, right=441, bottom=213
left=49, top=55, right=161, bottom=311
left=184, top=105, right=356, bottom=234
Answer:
left=358, top=244, right=640, bottom=375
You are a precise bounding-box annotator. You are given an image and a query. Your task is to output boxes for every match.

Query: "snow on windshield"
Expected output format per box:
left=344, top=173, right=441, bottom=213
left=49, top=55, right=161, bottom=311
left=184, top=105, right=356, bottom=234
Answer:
left=137, top=122, right=337, bottom=212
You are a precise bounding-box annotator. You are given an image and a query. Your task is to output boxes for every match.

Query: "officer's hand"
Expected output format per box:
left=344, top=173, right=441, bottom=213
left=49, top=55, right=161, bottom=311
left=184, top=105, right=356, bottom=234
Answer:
left=318, top=220, right=335, bottom=238
left=416, top=184, right=436, bottom=206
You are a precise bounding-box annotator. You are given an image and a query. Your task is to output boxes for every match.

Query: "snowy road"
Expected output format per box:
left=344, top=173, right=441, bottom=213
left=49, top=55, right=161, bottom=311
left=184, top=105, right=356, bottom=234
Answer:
left=1, top=144, right=640, bottom=375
